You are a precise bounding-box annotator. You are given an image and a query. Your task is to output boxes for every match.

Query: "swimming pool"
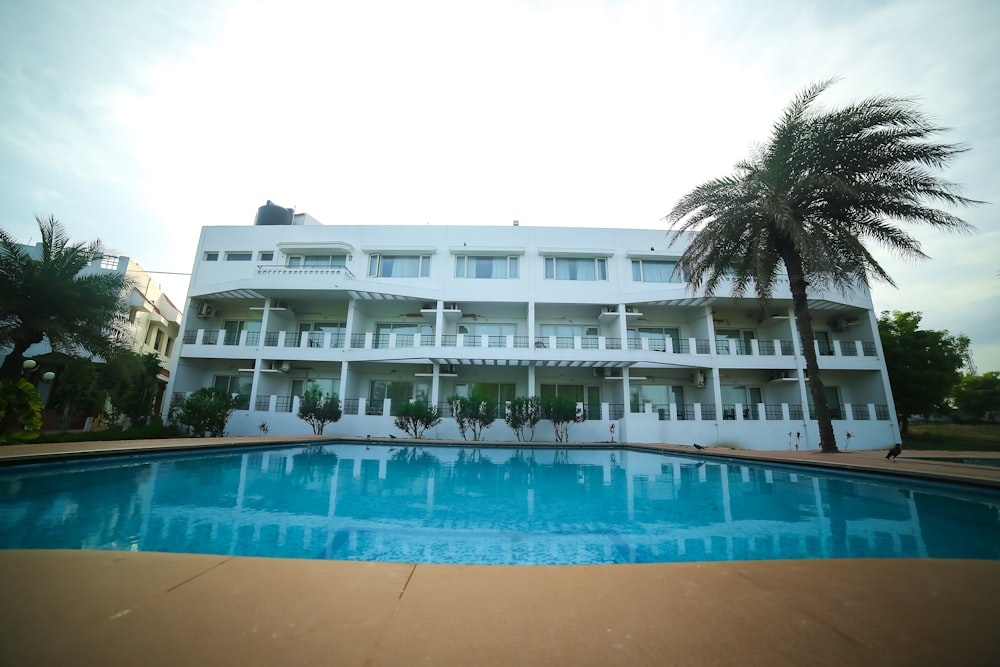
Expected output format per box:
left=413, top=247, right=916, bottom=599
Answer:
left=2, top=443, right=998, bottom=565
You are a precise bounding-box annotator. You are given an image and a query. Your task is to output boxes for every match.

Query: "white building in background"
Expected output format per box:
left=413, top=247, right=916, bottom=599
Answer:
left=4, top=245, right=183, bottom=420
left=165, top=201, right=900, bottom=450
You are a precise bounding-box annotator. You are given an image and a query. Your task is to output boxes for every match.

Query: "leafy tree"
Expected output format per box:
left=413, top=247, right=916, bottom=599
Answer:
left=504, top=396, right=542, bottom=441
left=448, top=394, right=495, bottom=441
left=665, top=79, right=979, bottom=452
left=48, top=356, right=106, bottom=429
left=102, top=351, right=161, bottom=426
left=297, top=384, right=342, bottom=435
left=169, top=387, right=237, bottom=437
left=877, top=310, right=969, bottom=433
left=542, top=396, right=585, bottom=443
left=393, top=400, right=441, bottom=438
left=0, top=378, right=44, bottom=442
left=951, top=371, right=1000, bottom=421
left=0, top=216, right=133, bottom=380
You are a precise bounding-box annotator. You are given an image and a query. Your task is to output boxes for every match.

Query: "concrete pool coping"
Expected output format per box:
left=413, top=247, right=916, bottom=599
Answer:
left=2, top=437, right=999, bottom=665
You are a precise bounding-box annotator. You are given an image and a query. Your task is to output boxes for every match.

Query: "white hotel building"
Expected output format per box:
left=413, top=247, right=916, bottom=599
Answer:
left=165, top=202, right=900, bottom=450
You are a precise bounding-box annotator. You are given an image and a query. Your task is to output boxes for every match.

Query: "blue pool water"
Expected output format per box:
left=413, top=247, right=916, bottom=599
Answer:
left=1, top=443, right=998, bottom=565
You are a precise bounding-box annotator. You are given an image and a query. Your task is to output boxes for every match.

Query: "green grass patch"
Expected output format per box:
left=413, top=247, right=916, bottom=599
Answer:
left=903, top=423, right=1000, bottom=452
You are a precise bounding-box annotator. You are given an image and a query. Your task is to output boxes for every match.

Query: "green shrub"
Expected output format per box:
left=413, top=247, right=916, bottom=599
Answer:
left=169, top=387, right=238, bottom=437
left=448, top=395, right=495, bottom=441
left=393, top=400, right=441, bottom=438
left=504, top=396, right=542, bottom=442
left=297, top=385, right=342, bottom=435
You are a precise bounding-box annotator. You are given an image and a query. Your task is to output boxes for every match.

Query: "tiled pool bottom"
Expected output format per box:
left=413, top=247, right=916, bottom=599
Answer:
left=2, top=443, right=999, bottom=564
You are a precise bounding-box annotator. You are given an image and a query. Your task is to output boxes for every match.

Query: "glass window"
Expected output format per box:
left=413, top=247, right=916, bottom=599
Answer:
left=153, top=329, right=164, bottom=351
left=259, top=251, right=274, bottom=261
left=225, top=252, right=253, bottom=261
left=164, top=337, right=175, bottom=357
left=628, top=327, right=681, bottom=351
left=455, top=255, right=519, bottom=279
left=543, top=257, right=607, bottom=280
left=369, top=254, right=431, bottom=278
left=204, top=252, right=219, bottom=261
left=100, top=255, right=119, bottom=269
left=631, top=259, right=686, bottom=283
left=374, top=322, right=433, bottom=348
left=540, top=384, right=585, bottom=401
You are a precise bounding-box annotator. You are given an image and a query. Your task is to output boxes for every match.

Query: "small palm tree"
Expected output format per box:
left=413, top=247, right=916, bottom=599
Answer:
left=665, top=79, right=980, bottom=453
left=0, top=216, right=133, bottom=379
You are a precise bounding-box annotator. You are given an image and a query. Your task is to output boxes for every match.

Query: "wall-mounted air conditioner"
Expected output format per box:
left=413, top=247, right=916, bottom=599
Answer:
left=197, top=303, right=214, bottom=318
left=593, top=367, right=606, bottom=378
left=692, top=370, right=706, bottom=387
left=829, top=317, right=859, bottom=332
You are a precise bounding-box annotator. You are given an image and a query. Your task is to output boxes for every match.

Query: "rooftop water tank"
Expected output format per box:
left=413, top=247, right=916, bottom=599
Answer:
left=254, top=200, right=294, bottom=226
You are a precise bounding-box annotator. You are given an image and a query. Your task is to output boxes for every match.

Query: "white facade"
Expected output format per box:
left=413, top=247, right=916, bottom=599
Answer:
left=166, top=207, right=900, bottom=450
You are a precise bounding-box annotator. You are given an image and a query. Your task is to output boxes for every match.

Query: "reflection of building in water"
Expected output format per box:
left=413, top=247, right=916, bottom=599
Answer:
left=5, top=446, right=999, bottom=563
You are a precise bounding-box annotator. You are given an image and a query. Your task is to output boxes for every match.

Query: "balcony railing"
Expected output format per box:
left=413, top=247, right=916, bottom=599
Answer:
left=256, top=264, right=355, bottom=279
left=179, top=327, right=878, bottom=361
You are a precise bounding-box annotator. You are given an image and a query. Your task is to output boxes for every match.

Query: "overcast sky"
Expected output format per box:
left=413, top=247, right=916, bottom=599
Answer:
left=1, top=0, right=997, bottom=371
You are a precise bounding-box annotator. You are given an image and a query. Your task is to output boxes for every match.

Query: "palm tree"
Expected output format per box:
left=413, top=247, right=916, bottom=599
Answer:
left=0, top=215, right=133, bottom=380
left=665, top=79, right=979, bottom=453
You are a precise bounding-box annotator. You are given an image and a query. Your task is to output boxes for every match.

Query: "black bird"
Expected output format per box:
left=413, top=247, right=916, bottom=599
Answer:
left=692, top=443, right=705, bottom=450
left=886, top=443, right=902, bottom=462
left=389, top=434, right=397, bottom=439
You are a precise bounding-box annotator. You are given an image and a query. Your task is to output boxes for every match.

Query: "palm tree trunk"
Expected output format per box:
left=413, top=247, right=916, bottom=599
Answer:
left=782, top=251, right=839, bottom=453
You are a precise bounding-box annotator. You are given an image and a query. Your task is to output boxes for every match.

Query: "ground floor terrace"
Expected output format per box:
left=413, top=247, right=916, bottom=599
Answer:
left=168, top=389, right=897, bottom=449
left=1, top=438, right=997, bottom=666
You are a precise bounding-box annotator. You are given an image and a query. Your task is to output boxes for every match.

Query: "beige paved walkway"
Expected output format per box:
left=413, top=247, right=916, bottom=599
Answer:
left=2, top=438, right=999, bottom=666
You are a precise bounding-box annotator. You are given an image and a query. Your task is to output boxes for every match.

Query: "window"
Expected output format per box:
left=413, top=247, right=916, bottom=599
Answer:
left=100, top=255, right=119, bottom=270
left=153, top=329, right=164, bottom=351
left=222, top=320, right=261, bottom=346
left=144, top=326, right=154, bottom=345
left=287, top=255, right=347, bottom=268
left=259, top=251, right=274, bottom=262
left=540, top=384, right=585, bottom=401
left=543, top=257, right=607, bottom=280
left=298, top=322, right=347, bottom=347
left=164, top=337, right=175, bottom=357
left=369, top=380, right=429, bottom=415
left=716, top=329, right=755, bottom=355
left=459, top=323, right=517, bottom=347
left=214, top=375, right=252, bottom=408
left=631, top=259, right=687, bottom=283
left=225, top=252, right=253, bottom=261
left=455, top=255, right=519, bottom=279
left=204, top=252, right=219, bottom=261
left=375, top=322, right=433, bottom=348
left=630, top=384, right=685, bottom=414
left=368, top=254, right=431, bottom=278
left=628, top=327, right=681, bottom=352
left=454, top=383, right=516, bottom=407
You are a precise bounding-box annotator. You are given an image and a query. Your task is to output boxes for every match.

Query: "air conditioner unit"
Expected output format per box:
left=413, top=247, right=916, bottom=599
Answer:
left=593, top=367, right=606, bottom=378
left=829, top=317, right=859, bottom=332
left=197, top=303, right=214, bottom=318
left=692, top=370, right=706, bottom=387
left=272, top=300, right=290, bottom=310
left=280, top=361, right=292, bottom=373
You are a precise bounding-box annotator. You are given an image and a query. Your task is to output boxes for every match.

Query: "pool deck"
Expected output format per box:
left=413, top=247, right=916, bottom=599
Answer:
left=2, top=437, right=999, bottom=666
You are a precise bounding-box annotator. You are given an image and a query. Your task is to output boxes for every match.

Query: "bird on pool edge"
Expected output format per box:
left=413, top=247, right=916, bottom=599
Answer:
left=886, top=443, right=902, bottom=462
